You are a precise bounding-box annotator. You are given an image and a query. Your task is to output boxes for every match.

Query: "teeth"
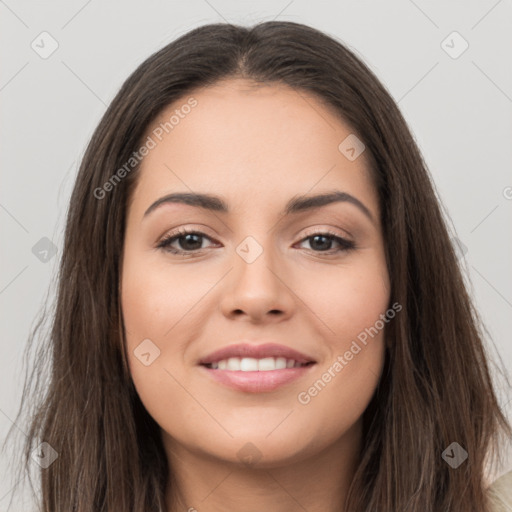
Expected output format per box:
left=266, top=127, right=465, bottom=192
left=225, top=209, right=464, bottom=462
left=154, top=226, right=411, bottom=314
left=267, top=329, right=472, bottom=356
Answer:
left=227, top=358, right=240, bottom=371
left=258, top=357, right=276, bottom=371
left=240, top=358, right=258, bottom=371
left=206, top=357, right=310, bottom=371
left=275, top=357, right=287, bottom=370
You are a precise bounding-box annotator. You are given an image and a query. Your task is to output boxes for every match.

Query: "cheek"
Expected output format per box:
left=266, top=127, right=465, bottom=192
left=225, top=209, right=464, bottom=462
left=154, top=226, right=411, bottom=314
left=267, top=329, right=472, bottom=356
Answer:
left=301, top=254, right=390, bottom=346
left=121, top=270, right=175, bottom=339
left=292, top=255, right=389, bottom=420
left=120, top=249, right=182, bottom=392
left=120, top=248, right=222, bottom=410
left=121, top=260, right=191, bottom=430
left=121, top=250, right=210, bottom=341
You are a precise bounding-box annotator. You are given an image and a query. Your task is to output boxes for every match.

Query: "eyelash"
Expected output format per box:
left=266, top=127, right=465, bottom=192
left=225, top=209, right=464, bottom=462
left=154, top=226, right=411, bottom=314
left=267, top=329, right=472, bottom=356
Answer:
left=156, top=228, right=356, bottom=257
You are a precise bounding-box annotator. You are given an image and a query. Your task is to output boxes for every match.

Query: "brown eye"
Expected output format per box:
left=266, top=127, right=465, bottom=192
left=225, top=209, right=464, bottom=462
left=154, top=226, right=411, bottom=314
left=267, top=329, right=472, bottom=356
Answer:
left=157, top=229, right=215, bottom=254
left=157, top=229, right=355, bottom=256
left=298, top=231, right=355, bottom=254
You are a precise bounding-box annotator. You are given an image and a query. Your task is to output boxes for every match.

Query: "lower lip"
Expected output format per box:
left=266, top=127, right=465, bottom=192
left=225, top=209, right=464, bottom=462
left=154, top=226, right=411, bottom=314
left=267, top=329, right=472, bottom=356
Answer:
left=199, top=364, right=316, bottom=393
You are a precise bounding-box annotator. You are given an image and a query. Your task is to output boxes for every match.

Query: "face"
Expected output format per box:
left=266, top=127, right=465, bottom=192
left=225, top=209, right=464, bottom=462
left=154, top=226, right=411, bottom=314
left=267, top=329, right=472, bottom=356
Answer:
left=121, top=79, right=390, bottom=468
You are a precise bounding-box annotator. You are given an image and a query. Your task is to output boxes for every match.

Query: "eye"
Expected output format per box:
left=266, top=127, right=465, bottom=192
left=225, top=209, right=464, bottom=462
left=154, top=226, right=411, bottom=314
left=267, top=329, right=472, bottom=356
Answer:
left=157, top=228, right=217, bottom=255
left=296, top=230, right=355, bottom=255
left=156, top=228, right=356, bottom=256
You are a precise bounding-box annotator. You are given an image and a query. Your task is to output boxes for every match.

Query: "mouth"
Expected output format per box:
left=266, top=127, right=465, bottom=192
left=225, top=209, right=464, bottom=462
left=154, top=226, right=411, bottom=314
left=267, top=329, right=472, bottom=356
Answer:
left=198, top=342, right=316, bottom=367
left=199, top=357, right=317, bottom=393
left=202, top=357, right=315, bottom=371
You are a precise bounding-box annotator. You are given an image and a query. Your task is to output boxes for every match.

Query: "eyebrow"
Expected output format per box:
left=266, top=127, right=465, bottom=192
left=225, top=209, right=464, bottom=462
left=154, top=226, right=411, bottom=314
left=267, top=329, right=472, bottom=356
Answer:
left=143, top=190, right=374, bottom=222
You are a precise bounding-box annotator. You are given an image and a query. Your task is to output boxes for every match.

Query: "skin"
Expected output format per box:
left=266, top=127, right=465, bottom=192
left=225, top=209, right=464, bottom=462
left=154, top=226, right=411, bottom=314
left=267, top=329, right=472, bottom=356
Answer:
left=121, top=78, right=390, bottom=512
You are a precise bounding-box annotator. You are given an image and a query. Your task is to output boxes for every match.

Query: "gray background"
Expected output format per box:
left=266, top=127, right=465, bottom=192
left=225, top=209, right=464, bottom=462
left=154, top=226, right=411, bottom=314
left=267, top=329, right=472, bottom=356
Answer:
left=1, top=1, right=511, bottom=509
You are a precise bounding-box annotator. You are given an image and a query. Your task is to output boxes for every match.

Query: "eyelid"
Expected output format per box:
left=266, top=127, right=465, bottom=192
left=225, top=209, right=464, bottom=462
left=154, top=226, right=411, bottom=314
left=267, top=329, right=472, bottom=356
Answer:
left=156, top=226, right=218, bottom=248
left=157, top=224, right=356, bottom=256
left=155, top=223, right=216, bottom=243
left=300, top=225, right=354, bottom=242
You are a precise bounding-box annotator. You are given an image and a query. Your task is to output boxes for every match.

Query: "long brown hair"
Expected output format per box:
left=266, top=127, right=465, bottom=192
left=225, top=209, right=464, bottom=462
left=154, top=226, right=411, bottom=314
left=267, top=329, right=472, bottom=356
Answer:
left=4, top=21, right=511, bottom=512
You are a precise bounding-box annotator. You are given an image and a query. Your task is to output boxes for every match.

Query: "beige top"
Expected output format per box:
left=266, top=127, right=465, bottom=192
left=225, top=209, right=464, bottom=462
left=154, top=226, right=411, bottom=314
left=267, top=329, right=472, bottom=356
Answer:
left=488, top=470, right=512, bottom=511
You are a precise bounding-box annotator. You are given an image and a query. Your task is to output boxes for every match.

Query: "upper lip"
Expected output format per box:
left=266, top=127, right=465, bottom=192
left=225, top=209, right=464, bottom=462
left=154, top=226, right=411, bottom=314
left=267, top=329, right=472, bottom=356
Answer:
left=198, top=343, right=317, bottom=365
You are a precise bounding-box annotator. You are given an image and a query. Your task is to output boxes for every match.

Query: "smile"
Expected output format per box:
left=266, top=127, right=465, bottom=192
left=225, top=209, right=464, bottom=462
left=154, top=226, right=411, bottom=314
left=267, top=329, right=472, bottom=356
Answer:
left=203, top=356, right=314, bottom=371
left=200, top=359, right=316, bottom=393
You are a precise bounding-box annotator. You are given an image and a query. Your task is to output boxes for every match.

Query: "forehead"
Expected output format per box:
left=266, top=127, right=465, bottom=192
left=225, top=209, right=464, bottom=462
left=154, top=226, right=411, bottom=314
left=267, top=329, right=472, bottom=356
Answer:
left=130, top=78, right=377, bottom=218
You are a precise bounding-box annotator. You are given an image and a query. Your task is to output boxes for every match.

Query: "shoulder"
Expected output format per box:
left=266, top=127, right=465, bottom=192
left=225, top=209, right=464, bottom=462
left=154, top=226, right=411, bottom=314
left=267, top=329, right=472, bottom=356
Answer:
left=487, top=470, right=512, bottom=512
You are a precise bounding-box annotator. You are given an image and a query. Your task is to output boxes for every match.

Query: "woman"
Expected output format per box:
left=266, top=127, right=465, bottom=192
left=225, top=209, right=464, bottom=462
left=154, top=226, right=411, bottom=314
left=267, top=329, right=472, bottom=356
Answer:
left=6, top=20, right=511, bottom=511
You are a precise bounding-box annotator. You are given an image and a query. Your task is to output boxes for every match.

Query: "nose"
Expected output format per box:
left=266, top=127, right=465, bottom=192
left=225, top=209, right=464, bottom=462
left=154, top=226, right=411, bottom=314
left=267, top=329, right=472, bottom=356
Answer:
left=219, top=240, right=295, bottom=323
